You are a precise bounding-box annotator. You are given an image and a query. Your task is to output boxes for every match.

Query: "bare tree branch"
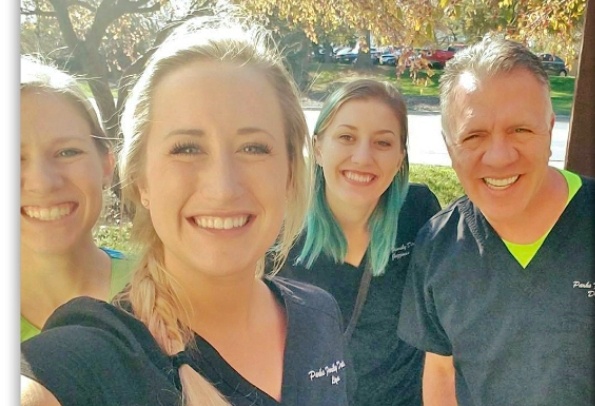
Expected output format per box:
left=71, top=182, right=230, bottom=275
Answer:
left=85, top=0, right=163, bottom=49
left=134, top=3, right=162, bottom=14
left=20, top=8, right=56, bottom=16
left=48, top=0, right=81, bottom=50
left=61, top=0, right=96, bottom=11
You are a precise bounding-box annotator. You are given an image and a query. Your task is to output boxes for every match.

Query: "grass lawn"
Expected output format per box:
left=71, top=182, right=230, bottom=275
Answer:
left=306, top=63, right=439, bottom=99
left=410, top=164, right=464, bottom=208
left=549, top=76, right=576, bottom=116
left=305, top=62, right=575, bottom=116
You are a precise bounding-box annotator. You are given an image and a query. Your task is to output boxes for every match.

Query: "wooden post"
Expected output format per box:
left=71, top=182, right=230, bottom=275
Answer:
left=565, top=0, right=595, bottom=177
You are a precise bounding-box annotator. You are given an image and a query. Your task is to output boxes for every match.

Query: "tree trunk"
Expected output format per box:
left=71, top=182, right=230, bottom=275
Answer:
left=564, top=0, right=594, bottom=177
left=86, top=75, right=118, bottom=139
left=323, top=43, right=334, bottom=63
left=80, top=27, right=119, bottom=140
left=353, top=30, right=373, bottom=70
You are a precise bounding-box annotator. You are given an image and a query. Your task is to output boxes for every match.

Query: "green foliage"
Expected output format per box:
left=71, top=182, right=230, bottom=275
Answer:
left=410, top=164, right=465, bottom=208
left=549, top=76, right=576, bottom=117
left=79, top=81, right=118, bottom=98
left=93, top=223, right=134, bottom=253
left=93, top=188, right=135, bottom=252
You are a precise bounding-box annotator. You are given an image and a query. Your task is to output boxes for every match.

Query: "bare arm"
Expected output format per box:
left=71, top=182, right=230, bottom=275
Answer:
left=21, top=375, right=62, bottom=406
left=423, top=353, right=457, bottom=406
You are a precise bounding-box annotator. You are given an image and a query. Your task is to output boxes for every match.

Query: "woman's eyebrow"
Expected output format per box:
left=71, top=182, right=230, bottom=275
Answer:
left=165, top=127, right=276, bottom=139
left=164, top=128, right=205, bottom=138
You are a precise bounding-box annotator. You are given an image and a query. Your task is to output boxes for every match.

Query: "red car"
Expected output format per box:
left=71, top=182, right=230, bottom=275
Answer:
left=421, top=44, right=466, bottom=69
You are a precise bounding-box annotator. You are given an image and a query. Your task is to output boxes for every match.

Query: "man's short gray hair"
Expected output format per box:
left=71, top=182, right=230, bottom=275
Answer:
left=439, top=36, right=550, bottom=141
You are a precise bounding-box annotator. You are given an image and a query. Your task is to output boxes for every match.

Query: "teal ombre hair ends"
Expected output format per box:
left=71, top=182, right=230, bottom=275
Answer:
left=297, top=79, right=410, bottom=276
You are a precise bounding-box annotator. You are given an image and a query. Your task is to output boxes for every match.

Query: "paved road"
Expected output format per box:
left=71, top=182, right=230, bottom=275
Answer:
left=303, top=110, right=570, bottom=169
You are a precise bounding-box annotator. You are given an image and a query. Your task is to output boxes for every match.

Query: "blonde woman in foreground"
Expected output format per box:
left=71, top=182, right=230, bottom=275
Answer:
left=21, top=9, right=351, bottom=406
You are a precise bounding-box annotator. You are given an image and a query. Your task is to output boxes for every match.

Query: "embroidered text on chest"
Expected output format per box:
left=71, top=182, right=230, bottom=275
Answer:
left=573, top=280, right=595, bottom=298
left=391, top=242, right=414, bottom=260
left=308, top=360, right=346, bottom=385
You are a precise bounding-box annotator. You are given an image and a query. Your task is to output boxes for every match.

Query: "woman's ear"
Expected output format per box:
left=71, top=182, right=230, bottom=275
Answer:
left=285, top=160, right=293, bottom=196
left=101, top=151, right=116, bottom=189
left=139, top=193, right=150, bottom=209
left=137, top=181, right=151, bottom=209
left=312, top=135, right=323, bottom=166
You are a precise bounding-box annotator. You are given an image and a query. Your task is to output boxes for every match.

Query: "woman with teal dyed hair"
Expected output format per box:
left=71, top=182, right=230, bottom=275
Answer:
left=279, top=78, right=441, bottom=406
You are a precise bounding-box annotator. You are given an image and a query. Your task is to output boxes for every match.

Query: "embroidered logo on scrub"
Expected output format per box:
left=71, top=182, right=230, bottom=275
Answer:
left=573, top=280, right=594, bottom=298
left=391, top=242, right=414, bottom=260
left=308, top=360, right=346, bottom=385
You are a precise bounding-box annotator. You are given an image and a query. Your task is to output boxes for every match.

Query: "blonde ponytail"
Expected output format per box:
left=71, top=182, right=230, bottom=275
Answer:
left=123, top=246, right=231, bottom=406
left=179, top=365, right=230, bottom=406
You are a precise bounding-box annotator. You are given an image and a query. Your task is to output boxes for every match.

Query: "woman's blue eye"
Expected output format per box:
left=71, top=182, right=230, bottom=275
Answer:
left=242, top=144, right=271, bottom=154
left=171, top=143, right=201, bottom=155
left=57, top=149, right=83, bottom=158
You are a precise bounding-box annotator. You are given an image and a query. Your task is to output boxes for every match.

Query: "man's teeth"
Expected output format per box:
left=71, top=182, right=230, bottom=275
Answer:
left=23, top=203, right=74, bottom=221
left=345, top=171, right=374, bottom=183
left=484, top=175, right=519, bottom=189
left=194, top=215, right=249, bottom=230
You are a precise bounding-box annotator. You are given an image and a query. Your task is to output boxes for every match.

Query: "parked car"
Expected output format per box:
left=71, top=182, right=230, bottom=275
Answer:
left=379, top=50, right=401, bottom=65
left=422, top=48, right=452, bottom=69
left=419, top=44, right=466, bottom=69
left=537, top=53, right=569, bottom=76
left=379, top=52, right=397, bottom=65
left=312, top=45, right=340, bottom=63
left=336, top=47, right=379, bottom=64
left=333, top=47, right=354, bottom=63
left=370, top=48, right=382, bottom=64
left=337, top=49, right=359, bottom=64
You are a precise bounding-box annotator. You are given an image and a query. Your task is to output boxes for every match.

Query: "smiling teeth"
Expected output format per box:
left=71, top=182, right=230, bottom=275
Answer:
left=23, top=203, right=74, bottom=221
left=484, top=175, right=519, bottom=189
left=195, top=215, right=249, bottom=230
left=345, top=171, right=374, bottom=183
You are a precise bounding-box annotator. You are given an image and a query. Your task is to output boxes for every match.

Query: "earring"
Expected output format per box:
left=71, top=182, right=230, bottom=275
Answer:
left=141, top=198, right=150, bottom=209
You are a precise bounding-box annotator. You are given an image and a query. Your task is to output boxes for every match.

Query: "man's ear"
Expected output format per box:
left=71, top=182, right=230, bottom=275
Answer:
left=442, top=130, right=454, bottom=157
left=548, top=113, right=556, bottom=158
left=440, top=130, right=449, bottom=146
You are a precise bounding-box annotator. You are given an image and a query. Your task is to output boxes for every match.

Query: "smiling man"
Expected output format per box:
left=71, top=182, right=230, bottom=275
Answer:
left=398, top=37, right=595, bottom=406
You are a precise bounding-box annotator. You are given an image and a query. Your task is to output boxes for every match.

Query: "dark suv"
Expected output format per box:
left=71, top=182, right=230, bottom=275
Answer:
left=537, top=53, right=569, bottom=76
